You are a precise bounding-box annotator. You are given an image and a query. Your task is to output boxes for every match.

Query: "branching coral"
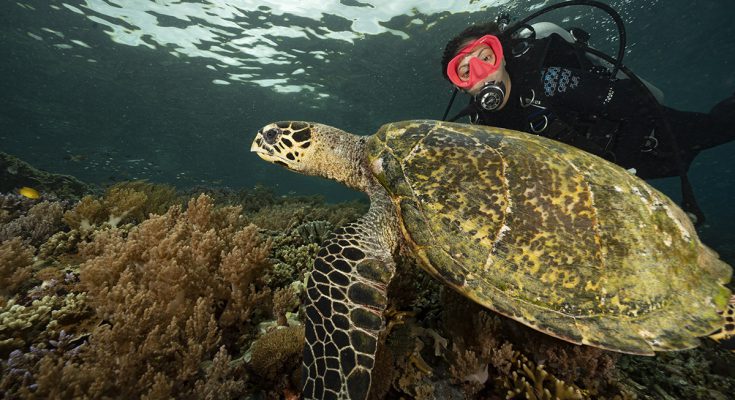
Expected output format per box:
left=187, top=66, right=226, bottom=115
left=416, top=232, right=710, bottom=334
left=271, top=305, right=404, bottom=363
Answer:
left=108, top=180, right=179, bottom=218
left=1, top=334, right=84, bottom=398
left=272, top=287, right=300, bottom=327
left=191, top=346, right=246, bottom=399
left=438, top=285, right=601, bottom=399
left=385, top=321, right=438, bottom=400
left=185, top=184, right=279, bottom=214
left=61, top=195, right=106, bottom=230
left=0, top=238, right=35, bottom=299
left=2, top=186, right=734, bottom=399
left=37, top=229, right=90, bottom=260
left=0, top=201, right=67, bottom=247
left=62, top=181, right=180, bottom=230
left=24, top=194, right=272, bottom=398
left=542, top=345, right=619, bottom=395
left=498, top=350, right=588, bottom=400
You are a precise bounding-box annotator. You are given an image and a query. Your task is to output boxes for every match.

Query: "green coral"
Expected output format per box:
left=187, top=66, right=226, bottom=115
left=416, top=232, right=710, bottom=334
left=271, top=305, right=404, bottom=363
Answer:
left=295, top=220, right=333, bottom=244
left=264, top=220, right=330, bottom=288
left=268, top=243, right=320, bottom=287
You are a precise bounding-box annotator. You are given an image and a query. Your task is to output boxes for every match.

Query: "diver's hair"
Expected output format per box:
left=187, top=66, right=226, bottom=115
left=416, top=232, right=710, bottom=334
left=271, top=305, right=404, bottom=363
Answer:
left=441, top=21, right=502, bottom=81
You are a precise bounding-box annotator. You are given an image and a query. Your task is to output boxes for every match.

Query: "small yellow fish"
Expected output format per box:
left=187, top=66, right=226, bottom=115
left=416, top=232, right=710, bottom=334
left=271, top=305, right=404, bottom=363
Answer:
left=18, top=186, right=41, bottom=199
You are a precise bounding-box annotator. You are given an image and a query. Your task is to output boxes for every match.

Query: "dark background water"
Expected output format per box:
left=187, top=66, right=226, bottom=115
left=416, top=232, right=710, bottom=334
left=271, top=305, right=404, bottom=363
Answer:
left=1, top=0, right=733, bottom=261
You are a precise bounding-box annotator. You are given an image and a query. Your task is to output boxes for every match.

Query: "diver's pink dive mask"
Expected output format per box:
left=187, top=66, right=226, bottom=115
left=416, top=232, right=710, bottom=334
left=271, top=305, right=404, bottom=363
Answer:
left=446, top=35, right=504, bottom=89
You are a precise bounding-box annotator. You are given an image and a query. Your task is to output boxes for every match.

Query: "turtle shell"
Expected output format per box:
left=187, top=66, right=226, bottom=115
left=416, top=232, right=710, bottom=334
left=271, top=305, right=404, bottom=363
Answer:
left=366, top=120, right=732, bottom=355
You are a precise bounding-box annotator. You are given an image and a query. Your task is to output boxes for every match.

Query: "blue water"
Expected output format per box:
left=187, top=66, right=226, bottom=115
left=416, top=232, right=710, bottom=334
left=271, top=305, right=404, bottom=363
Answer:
left=1, top=0, right=734, bottom=260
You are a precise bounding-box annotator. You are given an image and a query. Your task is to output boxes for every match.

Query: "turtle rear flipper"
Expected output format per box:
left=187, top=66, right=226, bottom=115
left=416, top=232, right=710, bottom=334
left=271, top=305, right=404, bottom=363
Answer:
left=302, top=195, right=398, bottom=400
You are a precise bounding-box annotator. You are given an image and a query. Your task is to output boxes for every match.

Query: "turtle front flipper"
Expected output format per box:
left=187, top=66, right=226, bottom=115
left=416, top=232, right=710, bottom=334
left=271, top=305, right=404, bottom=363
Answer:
left=302, top=195, right=398, bottom=400
left=708, top=294, right=735, bottom=352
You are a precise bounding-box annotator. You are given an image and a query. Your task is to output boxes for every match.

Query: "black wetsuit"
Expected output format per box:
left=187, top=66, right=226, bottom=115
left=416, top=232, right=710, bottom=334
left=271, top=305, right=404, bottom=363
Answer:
left=470, top=33, right=735, bottom=180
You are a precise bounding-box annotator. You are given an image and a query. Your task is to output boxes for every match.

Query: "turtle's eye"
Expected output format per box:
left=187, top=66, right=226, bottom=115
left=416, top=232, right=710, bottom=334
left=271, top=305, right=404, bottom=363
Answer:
left=263, top=128, right=281, bottom=145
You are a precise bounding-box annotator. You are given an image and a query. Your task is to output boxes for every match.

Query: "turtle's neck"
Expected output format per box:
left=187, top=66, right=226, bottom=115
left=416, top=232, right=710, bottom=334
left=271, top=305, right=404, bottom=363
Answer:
left=309, top=129, right=376, bottom=194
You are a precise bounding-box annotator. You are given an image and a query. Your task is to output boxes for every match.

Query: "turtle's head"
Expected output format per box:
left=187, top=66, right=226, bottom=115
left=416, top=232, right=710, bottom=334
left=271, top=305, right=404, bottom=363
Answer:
left=251, top=121, right=371, bottom=190
left=251, top=121, right=317, bottom=172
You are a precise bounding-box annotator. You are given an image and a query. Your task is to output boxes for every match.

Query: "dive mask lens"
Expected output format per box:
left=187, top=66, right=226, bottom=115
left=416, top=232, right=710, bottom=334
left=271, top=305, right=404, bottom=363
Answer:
left=447, top=35, right=504, bottom=89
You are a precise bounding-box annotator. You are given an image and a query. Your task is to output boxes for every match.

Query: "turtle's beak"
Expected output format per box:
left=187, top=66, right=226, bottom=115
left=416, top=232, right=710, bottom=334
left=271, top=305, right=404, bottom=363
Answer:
left=250, top=137, right=265, bottom=154
left=250, top=137, right=275, bottom=160
left=251, top=131, right=291, bottom=168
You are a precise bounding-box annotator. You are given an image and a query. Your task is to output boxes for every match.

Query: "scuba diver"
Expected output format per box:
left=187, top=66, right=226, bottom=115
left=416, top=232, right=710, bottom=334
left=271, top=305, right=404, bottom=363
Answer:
left=440, top=1, right=735, bottom=224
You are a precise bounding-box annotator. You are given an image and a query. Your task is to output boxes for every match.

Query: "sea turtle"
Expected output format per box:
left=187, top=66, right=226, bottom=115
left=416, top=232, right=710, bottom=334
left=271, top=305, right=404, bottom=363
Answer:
left=250, top=120, right=734, bottom=400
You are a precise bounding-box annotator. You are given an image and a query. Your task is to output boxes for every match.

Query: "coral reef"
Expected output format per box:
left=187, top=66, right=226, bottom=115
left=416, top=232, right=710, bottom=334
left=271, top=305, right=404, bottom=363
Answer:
left=2, top=180, right=734, bottom=399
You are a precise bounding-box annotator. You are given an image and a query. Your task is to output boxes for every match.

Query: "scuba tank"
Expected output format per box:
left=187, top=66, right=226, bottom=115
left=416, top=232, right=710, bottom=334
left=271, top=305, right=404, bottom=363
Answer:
left=516, top=21, right=665, bottom=104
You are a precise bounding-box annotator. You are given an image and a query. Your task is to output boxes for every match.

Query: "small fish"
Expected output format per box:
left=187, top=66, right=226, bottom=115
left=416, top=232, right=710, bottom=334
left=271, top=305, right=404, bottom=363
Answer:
left=18, top=186, right=41, bottom=199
